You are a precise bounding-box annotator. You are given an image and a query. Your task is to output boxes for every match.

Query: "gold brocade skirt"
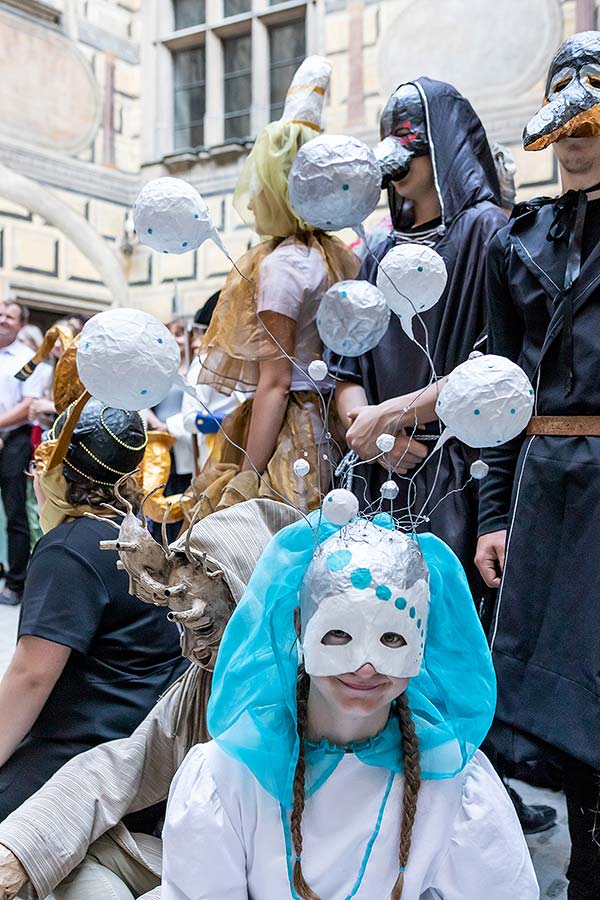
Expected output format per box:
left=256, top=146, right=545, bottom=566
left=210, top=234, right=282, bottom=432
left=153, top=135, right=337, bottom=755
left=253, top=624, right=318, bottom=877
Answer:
left=184, top=391, right=338, bottom=519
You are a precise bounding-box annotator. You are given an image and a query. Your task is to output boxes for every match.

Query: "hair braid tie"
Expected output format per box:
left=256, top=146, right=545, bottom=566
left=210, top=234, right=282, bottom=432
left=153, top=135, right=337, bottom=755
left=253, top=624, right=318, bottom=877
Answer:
left=391, top=692, right=421, bottom=900
left=290, top=668, right=321, bottom=900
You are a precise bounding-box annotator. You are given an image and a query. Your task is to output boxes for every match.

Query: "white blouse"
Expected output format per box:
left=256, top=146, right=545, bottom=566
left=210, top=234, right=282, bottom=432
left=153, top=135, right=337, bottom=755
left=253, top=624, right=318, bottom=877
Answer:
left=257, top=238, right=329, bottom=392
left=162, top=742, right=539, bottom=900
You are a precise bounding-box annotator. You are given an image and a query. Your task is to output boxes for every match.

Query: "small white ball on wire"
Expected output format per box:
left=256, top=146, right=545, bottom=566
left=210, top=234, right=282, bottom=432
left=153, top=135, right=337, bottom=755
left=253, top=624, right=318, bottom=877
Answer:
left=380, top=480, right=400, bottom=501
left=436, top=354, right=535, bottom=449
left=293, top=458, right=311, bottom=478
left=317, top=280, right=390, bottom=357
left=288, top=134, right=382, bottom=232
left=308, top=359, right=329, bottom=382
left=133, top=177, right=225, bottom=256
left=322, top=489, right=359, bottom=526
left=470, top=460, right=490, bottom=480
left=77, top=308, right=181, bottom=410
left=376, top=433, right=395, bottom=453
left=376, top=244, right=447, bottom=341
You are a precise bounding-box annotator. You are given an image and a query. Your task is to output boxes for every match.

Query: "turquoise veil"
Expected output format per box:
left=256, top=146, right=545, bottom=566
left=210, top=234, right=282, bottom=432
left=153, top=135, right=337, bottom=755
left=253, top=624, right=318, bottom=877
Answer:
left=207, top=511, right=496, bottom=809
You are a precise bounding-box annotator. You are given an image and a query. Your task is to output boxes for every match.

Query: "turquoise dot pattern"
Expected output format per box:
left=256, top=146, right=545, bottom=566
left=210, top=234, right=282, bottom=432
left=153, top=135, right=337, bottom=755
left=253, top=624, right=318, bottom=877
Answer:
left=395, top=597, right=407, bottom=610
left=350, top=568, right=372, bottom=590
left=376, top=585, right=392, bottom=601
left=326, top=549, right=353, bottom=573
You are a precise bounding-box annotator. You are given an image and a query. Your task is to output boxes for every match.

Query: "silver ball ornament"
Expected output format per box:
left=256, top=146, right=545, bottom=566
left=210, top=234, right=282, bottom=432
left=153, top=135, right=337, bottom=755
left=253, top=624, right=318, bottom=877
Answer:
left=322, top=489, right=359, bottom=526
left=133, top=177, right=222, bottom=255
left=288, top=134, right=381, bottom=231
left=380, top=480, right=400, bottom=501
left=470, top=460, right=490, bottom=480
left=376, top=244, right=447, bottom=341
left=308, top=359, right=329, bottom=382
left=293, top=458, right=311, bottom=478
left=317, top=280, right=390, bottom=357
left=376, top=433, right=395, bottom=453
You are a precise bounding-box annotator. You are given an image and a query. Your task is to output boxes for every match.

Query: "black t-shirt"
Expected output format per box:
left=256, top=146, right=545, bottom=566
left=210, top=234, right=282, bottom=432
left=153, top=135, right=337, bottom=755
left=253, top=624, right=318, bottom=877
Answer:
left=19, top=516, right=189, bottom=746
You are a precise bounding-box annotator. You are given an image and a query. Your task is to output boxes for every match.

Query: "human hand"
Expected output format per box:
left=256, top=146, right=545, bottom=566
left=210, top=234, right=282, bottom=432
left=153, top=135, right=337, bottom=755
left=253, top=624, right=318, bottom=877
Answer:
left=475, top=530, right=507, bottom=589
left=0, top=844, right=28, bottom=900
left=29, top=398, right=56, bottom=420
left=379, top=432, right=428, bottom=474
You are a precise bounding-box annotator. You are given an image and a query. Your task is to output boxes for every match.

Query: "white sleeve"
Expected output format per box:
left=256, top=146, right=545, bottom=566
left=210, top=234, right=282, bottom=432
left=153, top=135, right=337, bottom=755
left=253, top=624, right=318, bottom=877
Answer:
left=162, top=745, right=249, bottom=900
left=429, top=752, right=539, bottom=900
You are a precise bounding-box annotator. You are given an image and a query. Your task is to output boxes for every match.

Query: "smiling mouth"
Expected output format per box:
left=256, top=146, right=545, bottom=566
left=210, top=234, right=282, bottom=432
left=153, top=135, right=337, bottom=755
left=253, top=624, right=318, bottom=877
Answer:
left=337, top=678, right=386, bottom=692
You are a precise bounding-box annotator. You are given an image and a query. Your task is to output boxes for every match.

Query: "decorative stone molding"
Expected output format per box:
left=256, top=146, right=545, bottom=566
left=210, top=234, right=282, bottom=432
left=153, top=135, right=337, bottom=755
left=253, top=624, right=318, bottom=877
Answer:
left=0, top=0, right=61, bottom=26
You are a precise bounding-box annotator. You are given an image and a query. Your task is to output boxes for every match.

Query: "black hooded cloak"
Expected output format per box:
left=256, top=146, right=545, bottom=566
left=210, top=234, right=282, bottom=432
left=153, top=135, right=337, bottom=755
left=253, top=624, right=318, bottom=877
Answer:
left=329, top=77, right=506, bottom=596
left=479, top=189, right=600, bottom=770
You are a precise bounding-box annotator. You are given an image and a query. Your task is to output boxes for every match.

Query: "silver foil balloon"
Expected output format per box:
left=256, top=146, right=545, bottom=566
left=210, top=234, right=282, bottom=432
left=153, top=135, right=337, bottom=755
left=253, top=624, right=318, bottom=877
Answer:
left=436, top=354, right=535, bottom=449
left=317, top=280, right=390, bottom=357
left=133, top=177, right=226, bottom=256
left=77, top=308, right=181, bottom=410
left=376, top=243, right=447, bottom=341
left=288, top=134, right=382, bottom=231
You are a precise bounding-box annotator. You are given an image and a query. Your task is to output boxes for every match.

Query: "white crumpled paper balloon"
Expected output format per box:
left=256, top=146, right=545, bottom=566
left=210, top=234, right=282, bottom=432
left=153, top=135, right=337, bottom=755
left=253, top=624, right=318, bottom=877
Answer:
left=322, top=489, right=359, bottom=526
left=77, top=309, right=181, bottom=410
left=317, top=280, right=390, bottom=357
left=133, top=177, right=226, bottom=256
left=436, top=354, right=534, bottom=449
left=308, top=359, right=329, bottom=382
left=288, top=134, right=381, bottom=231
left=376, top=244, right=448, bottom=341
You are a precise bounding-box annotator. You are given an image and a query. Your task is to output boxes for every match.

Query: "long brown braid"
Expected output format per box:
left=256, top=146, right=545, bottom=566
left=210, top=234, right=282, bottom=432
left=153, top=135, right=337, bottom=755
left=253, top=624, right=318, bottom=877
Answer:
left=391, top=691, right=421, bottom=900
left=291, top=667, right=321, bottom=900
left=290, top=672, right=420, bottom=900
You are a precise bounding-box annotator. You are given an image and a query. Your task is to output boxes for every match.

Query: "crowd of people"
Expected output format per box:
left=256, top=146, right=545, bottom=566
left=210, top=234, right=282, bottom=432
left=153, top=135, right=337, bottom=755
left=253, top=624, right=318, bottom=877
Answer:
left=0, top=28, right=598, bottom=900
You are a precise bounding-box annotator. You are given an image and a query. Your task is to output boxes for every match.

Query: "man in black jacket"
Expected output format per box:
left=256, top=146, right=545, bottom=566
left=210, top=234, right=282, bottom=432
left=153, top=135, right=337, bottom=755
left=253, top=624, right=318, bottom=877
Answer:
left=476, top=32, right=600, bottom=900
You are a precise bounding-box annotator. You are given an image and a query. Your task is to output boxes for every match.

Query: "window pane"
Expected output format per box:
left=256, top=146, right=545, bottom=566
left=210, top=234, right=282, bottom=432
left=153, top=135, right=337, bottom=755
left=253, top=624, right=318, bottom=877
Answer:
left=174, top=46, right=206, bottom=87
left=223, top=35, right=252, bottom=140
left=173, top=47, right=205, bottom=148
left=269, top=20, right=305, bottom=119
left=223, top=0, right=251, bottom=18
left=174, top=0, right=205, bottom=29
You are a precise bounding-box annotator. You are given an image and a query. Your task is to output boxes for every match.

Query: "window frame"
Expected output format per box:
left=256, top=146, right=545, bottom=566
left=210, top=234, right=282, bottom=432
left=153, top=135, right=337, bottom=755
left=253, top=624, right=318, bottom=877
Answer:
left=156, top=0, right=313, bottom=155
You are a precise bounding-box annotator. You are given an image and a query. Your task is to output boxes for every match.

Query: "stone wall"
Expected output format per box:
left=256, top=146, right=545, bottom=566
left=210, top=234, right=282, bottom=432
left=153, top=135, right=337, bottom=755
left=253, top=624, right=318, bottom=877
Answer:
left=0, top=0, right=591, bottom=324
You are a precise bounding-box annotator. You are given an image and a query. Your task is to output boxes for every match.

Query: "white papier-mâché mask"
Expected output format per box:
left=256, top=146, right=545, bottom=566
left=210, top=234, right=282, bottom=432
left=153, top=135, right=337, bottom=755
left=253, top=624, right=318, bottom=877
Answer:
left=300, top=520, right=430, bottom=678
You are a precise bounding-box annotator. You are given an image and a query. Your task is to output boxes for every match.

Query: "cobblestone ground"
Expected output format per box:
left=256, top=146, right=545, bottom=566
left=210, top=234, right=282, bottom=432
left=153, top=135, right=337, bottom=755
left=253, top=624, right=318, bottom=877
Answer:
left=0, top=604, right=569, bottom=898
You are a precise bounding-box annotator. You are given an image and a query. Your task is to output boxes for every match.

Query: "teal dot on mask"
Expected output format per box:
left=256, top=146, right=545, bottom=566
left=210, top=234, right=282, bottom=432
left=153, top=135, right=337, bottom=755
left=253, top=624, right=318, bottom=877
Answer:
left=395, top=597, right=407, bottom=610
left=372, top=512, right=394, bottom=530
left=376, top=585, right=392, bottom=601
left=326, top=549, right=352, bottom=572
left=351, top=568, right=372, bottom=590
left=409, top=607, right=416, bottom=618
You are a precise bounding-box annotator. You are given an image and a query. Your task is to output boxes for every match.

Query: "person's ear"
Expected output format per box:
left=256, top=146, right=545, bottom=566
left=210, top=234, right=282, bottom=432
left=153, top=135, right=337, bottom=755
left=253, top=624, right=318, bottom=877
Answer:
left=293, top=605, right=301, bottom=638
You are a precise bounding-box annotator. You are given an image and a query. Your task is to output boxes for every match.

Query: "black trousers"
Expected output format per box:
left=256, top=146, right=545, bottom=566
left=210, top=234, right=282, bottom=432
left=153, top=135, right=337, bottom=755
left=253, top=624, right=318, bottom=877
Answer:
left=565, top=758, right=600, bottom=900
left=0, top=426, right=32, bottom=592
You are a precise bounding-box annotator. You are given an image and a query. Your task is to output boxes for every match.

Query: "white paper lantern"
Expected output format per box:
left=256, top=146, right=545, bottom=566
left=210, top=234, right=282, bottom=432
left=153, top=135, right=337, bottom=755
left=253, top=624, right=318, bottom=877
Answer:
left=308, top=359, right=329, bottom=382
left=133, top=177, right=225, bottom=256
left=470, top=460, right=490, bottom=480
left=317, top=280, right=390, bottom=357
left=288, top=134, right=381, bottom=231
left=293, top=458, right=311, bottom=478
left=376, top=244, right=447, bottom=341
left=322, top=489, right=359, bottom=526
left=380, top=480, right=400, bottom=500
left=436, top=354, right=534, bottom=449
left=376, top=433, right=395, bottom=453
left=77, top=309, right=181, bottom=410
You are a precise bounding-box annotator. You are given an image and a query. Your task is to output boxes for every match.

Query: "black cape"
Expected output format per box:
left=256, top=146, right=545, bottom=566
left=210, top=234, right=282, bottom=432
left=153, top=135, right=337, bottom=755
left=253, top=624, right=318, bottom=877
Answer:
left=329, top=77, right=506, bottom=596
left=480, top=197, right=600, bottom=770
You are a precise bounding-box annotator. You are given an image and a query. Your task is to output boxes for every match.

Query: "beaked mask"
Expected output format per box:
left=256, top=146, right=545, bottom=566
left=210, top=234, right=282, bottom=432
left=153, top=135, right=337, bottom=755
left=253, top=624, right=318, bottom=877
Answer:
left=374, top=84, right=429, bottom=188
left=524, top=31, right=600, bottom=151
left=299, top=520, right=430, bottom=678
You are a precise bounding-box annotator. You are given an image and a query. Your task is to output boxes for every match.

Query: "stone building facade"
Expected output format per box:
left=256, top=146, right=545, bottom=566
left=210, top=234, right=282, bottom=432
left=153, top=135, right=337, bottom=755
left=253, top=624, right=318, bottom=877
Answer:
left=0, top=0, right=594, bottom=325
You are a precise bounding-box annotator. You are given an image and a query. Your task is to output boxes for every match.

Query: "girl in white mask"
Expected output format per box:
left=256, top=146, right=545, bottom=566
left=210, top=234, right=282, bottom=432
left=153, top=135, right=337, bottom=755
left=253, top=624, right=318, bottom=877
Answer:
left=162, top=513, right=538, bottom=899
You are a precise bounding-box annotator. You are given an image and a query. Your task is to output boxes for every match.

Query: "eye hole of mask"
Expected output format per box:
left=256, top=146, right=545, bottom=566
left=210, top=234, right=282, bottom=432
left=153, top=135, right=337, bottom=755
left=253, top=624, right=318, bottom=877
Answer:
left=380, top=632, right=407, bottom=648
left=321, top=629, right=352, bottom=646
left=393, top=126, right=412, bottom=138
left=552, top=75, right=573, bottom=94
left=587, top=74, right=600, bottom=89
